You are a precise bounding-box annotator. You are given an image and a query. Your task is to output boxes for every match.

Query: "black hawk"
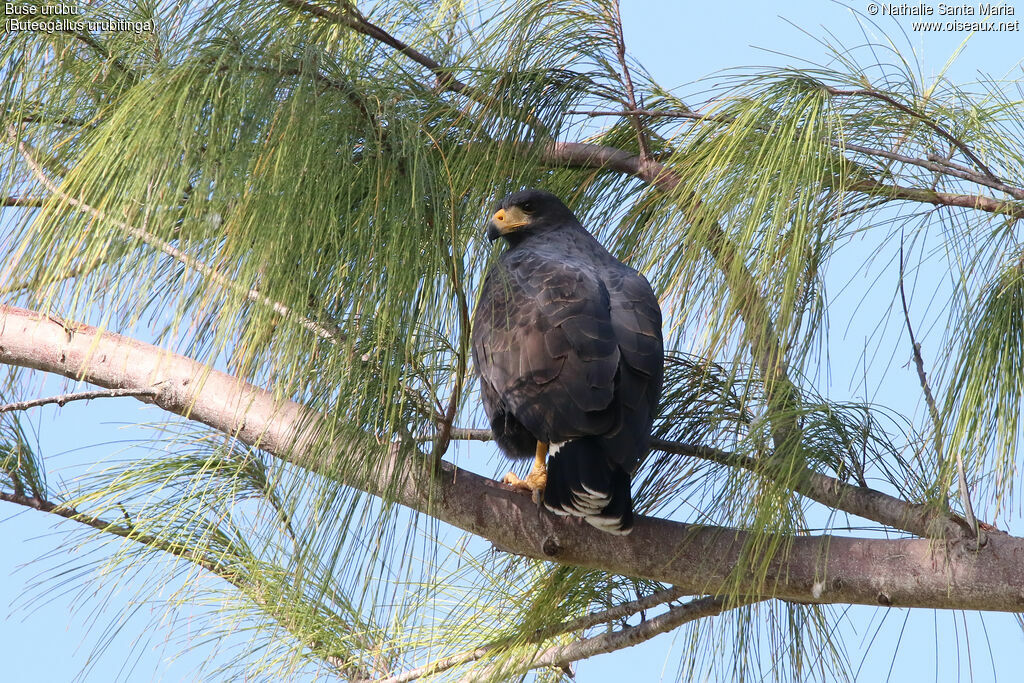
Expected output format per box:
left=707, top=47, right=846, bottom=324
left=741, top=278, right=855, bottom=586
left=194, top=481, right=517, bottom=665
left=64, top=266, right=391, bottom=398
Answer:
left=472, top=189, right=663, bottom=534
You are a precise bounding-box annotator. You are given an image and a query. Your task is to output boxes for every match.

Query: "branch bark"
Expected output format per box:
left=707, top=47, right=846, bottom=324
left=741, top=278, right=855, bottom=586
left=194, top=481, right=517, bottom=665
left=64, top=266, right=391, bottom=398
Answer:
left=2, top=303, right=1023, bottom=613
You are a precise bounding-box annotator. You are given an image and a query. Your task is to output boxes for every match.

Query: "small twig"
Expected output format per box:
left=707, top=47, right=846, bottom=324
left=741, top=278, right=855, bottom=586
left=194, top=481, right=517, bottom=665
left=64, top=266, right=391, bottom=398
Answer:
left=118, top=503, right=133, bottom=529
left=1, top=196, right=45, bottom=208
left=70, top=29, right=136, bottom=79
left=0, top=253, right=120, bottom=297
left=926, top=152, right=981, bottom=178
left=897, top=240, right=945, bottom=476
left=7, top=470, right=25, bottom=498
left=898, top=239, right=979, bottom=540
left=833, top=196, right=892, bottom=223
left=432, top=215, right=472, bottom=464
left=278, top=0, right=470, bottom=95
left=608, top=1, right=650, bottom=160
left=15, top=114, right=88, bottom=127
left=0, top=387, right=158, bottom=414
left=567, top=107, right=732, bottom=123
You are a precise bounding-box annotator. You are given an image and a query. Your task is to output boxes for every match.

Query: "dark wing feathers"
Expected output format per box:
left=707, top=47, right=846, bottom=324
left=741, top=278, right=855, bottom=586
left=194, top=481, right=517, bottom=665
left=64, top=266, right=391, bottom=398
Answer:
left=473, top=232, right=663, bottom=459
left=607, top=269, right=663, bottom=378
left=473, top=253, right=621, bottom=444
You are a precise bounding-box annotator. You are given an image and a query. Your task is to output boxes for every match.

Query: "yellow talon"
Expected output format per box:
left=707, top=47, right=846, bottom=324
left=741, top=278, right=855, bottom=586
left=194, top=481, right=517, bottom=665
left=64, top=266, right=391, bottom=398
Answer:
left=502, top=441, right=548, bottom=503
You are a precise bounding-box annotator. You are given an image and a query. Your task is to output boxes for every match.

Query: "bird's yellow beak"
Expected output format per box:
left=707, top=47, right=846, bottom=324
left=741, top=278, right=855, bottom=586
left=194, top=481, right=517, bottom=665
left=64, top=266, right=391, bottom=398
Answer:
left=487, top=206, right=531, bottom=241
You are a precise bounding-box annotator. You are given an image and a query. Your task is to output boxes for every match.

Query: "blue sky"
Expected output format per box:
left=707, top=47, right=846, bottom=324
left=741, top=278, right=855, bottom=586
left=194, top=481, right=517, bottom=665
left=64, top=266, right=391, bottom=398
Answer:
left=3, top=1, right=1024, bottom=680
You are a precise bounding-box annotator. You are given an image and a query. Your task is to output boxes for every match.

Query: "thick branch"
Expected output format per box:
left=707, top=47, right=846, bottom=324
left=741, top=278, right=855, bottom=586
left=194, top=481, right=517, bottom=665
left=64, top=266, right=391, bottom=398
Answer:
left=2, top=304, right=1022, bottom=612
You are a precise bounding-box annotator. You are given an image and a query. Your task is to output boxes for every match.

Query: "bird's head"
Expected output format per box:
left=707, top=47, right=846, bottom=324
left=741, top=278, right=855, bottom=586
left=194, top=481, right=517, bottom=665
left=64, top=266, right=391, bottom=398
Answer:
left=487, top=189, right=577, bottom=243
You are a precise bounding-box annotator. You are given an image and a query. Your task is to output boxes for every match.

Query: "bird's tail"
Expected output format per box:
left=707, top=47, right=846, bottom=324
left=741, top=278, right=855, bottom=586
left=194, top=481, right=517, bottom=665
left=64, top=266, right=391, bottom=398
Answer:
left=543, top=438, right=634, bottom=535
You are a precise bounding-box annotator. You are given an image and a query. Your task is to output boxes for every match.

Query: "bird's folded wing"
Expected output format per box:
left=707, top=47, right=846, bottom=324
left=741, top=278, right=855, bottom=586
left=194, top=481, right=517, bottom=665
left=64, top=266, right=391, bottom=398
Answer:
left=472, top=256, right=620, bottom=441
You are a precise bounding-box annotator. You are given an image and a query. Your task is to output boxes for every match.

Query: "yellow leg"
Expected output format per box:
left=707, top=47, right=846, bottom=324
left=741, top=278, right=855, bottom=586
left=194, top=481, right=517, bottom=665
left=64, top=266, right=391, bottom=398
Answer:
left=503, top=441, right=548, bottom=503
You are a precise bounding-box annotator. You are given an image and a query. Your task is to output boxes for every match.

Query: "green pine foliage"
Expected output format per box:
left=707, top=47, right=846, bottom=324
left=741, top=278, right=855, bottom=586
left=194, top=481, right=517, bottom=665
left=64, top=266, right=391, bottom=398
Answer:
left=4, top=1, right=1024, bottom=680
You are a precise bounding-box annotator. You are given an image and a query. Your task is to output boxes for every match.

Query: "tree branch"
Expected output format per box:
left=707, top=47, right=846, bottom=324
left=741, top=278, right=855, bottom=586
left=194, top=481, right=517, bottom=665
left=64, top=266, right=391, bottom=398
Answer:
left=0, top=486, right=357, bottom=677
left=608, top=1, right=650, bottom=160
left=842, top=141, right=1020, bottom=197
left=850, top=179, right=1024, bottom=219
left=448, top=428, right=964, bottom=540
left=278, top=0, right=470, bottom=95
left=493, top=595, right=755, bottom=680
left=823, top=87, right=1002, bottom=188
left=368, top=586, right=691, bottom=683
left=3, top=303, right=1023, bottom=613
left=0, top=488, right=230, bottom=575
left=565, top=108, right=1024, bottom=200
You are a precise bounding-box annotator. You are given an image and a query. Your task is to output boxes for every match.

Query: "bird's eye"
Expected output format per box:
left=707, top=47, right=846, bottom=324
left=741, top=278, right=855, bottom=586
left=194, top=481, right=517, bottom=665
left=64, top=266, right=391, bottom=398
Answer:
left=521, top=201, right=535, bottom=213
